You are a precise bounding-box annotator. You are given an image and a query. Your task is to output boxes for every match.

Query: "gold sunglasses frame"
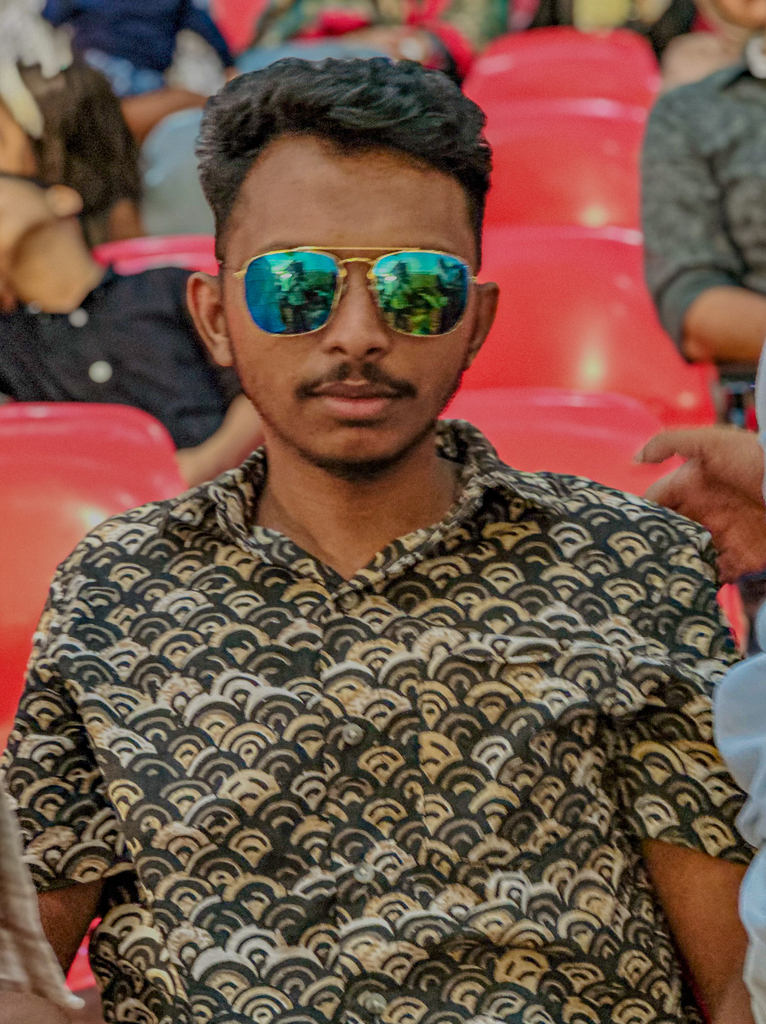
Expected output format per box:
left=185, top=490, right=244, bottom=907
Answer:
left=233, top=246, right=477, bottom=338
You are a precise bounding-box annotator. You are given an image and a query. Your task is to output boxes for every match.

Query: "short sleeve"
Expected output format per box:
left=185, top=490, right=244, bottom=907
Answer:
left=1, top=564, right=130, bottom=891
left=607, top=531, right=753, bottom=864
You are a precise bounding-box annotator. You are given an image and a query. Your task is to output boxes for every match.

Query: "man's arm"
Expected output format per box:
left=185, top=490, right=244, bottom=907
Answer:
left=683, top=286, right=766, bottom=363
left=120, top=89, right=205, bottom=145
left=644, top=841, right=753, bottom=1023
left=38, top=880, right=104, bottom=976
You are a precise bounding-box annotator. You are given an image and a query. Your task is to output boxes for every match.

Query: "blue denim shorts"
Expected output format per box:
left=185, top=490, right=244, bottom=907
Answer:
left=84, top=49, right=166, bottom=97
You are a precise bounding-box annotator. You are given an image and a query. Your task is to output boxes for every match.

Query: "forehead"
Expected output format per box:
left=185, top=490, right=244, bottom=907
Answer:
left=224, top=135, right=477, bottom=268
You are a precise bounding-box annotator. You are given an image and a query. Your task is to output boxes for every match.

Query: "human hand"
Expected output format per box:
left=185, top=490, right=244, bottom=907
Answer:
left=638, top=426, right=766, bottom=582
left=0, top=991, right=72, bottom=1023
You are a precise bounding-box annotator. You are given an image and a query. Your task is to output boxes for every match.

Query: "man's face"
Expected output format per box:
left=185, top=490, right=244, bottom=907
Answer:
left=191, top=135, right=497, bottom=479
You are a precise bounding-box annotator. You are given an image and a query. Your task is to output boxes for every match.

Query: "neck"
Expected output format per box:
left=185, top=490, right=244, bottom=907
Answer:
left=256, top=428, right=459, bottom=580
left=9, top=225, right=105, bottom=313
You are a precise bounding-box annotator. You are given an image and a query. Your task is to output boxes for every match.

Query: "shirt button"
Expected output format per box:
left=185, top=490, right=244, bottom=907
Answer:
left=358, top=991, right=387, bottom=1015
left=342, top=723, right=365, bottom=746
left=88, top=360, right=113, bottom=383
left=68, top=307, right=89, bottom=328
left=354, top=863, right=376, bottom=883
left=452, top=905, right=468, bottom=919
left=339, top=593, right=357, bottom=611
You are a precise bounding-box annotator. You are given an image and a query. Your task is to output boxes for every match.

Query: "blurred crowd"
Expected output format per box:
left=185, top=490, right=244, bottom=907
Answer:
left=3, top=2, right=766, bottom=1024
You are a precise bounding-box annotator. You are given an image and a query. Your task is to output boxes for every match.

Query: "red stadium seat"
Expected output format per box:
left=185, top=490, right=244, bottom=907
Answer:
left=464, top=27, right=660, bottom=109
left=67, top=929, right=97, bottom=994
left=93, top=234, right=218, bottom=275
left=482, top=99, right=645, bottom=229
left=444, top=387, right=678, bottom=495
left=210, top=0, right=266, bottom=53
left=467, top=226, right=717, bottom=427
left=0, top=404, right=185, bottom=749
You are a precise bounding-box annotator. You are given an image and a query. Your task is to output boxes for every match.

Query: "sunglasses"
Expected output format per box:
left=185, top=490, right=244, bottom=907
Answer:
left=233, top=247, right=475, bottom=338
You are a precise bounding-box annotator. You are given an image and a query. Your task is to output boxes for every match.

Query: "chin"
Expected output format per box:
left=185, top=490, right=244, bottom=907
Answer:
left=300, top=420, right=438, bottom=481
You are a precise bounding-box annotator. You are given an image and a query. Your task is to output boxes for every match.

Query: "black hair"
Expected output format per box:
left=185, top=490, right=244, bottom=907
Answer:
left=197, top=58, right=492, bottom=262
left=20, top=61, right=142, bottom=247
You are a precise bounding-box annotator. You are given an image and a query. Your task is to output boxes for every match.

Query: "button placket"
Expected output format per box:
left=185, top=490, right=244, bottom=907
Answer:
left=357, top=990, right=388, bottom=1017
left=353, top=862, right=376, bottom=884
left=342, top=722, right=365, bottom=747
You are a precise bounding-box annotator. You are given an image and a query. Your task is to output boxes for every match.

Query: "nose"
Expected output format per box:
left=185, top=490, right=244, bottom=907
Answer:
left=317, top=262, right=392, bottom=360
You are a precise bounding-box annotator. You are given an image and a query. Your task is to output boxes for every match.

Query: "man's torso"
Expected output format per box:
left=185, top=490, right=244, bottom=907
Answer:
left=5, top=424, right=748, bottom=1023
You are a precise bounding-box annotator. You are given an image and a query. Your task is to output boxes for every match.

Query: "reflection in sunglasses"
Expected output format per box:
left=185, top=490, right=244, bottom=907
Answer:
left=239, top=248, right=471, bottom=337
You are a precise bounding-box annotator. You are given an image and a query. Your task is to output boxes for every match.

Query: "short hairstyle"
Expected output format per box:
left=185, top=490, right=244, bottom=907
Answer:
left=197, top=58, right=492, bottom=262
left=20, top=61, right=141, bottom=247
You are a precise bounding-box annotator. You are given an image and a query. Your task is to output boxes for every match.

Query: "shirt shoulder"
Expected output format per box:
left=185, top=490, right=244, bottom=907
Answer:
left=494, top=461, right=715, bottom=552
left=647, top=63, right=749, bottom=141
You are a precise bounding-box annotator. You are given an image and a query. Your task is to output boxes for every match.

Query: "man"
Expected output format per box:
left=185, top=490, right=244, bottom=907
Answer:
left=639, top=376, right=766, bottom=1024
left=2, top=58, right=755, bottom=1024
left=642, top=0, right=766, bottom=377
left=0, top=173, right=262, bottom=485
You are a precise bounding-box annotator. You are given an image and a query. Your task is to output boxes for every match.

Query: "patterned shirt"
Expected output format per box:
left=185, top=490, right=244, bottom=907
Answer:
left=642, top=63, right=766, bottom=349
left=3, top=421, right=751, bottom=1024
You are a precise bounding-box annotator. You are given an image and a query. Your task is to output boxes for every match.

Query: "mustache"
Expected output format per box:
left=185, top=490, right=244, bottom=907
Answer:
left=296, top=362, right=418, bottom=400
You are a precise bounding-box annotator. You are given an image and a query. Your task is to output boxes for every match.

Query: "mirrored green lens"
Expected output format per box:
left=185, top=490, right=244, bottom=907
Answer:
left=373, top=251, right=469, bottom=336
left=244, top=251, right=338, bottom=335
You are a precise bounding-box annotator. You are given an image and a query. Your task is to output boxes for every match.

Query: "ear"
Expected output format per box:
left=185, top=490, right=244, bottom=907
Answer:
left=187, top=271, right=235, bottom=367
left=45, top=184, right=84, bottom=219
left=464, top=280, right=498, bottom=369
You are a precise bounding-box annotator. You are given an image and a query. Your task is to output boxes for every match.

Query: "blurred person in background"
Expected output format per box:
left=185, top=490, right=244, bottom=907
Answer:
left=642, top=0, right=766, bottom=383
left=0, top=0, right=142, bottom=243
left=660, top=0, right=752, bottom=89
left=240, top=0, right=508, bottom=82
left=0, top=173, right=262, bottom=486
left=639, top=349, right=766, bottom=1024
left=511, top=0, right=698, bottom=57
left=3, top=56, right=757, bottom=1024
left=0, top=60, right=143, bottom=245
left=41, top=0, right=236, bottom=97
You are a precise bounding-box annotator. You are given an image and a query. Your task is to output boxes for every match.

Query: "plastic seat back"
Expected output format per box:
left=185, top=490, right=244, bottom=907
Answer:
left=444, top=386, right=677, bottom=494
left=482, top=99, right=645, bottom=229
left=210, top=0, right=266, bottom=52
left=93, top=234, right=218, bottom=275
left=464, top=27, right=660, bottom=109
left=0, top=404, right=185, bottom=746
left=466, top=226, right=717, bottom=426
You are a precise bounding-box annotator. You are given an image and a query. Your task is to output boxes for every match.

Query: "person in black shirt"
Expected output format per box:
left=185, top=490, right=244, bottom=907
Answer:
left=0, top=172, right=262, bottom=485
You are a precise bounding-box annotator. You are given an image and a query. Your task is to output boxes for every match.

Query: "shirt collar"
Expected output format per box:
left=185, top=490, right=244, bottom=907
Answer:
left=160, top=419, right=573, bottom=583
left=717, top=58, right=758, bottom=88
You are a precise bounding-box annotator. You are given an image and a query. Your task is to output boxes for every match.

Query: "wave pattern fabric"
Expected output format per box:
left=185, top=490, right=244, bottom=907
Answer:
left=2, top=421, right=751, bottom=1024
